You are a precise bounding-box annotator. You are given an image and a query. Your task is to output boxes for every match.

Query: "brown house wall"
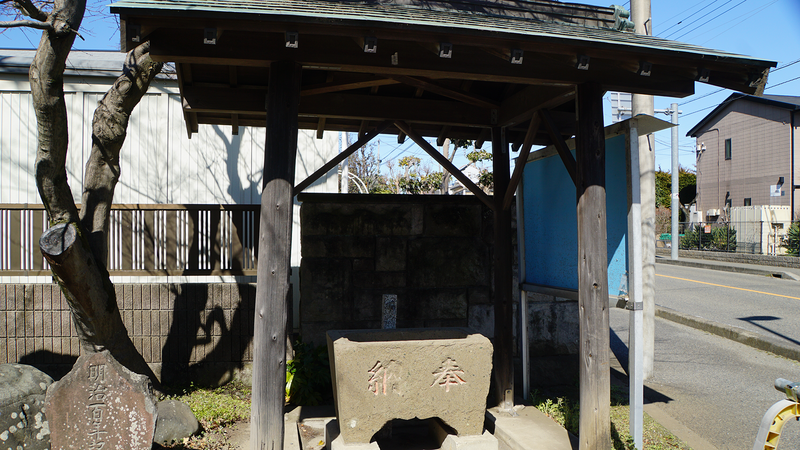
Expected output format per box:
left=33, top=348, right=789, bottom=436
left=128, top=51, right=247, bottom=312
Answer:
left=695, top=100, right=795, bottom=219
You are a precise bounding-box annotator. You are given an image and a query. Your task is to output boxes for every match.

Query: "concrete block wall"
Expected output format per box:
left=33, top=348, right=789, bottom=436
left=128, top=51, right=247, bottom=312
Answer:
left=298, top=194, right=495, bottom=346
left=0, top=283, right=254, bottom=385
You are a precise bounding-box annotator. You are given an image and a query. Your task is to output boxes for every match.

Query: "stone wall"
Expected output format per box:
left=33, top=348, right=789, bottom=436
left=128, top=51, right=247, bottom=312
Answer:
left=524, top=291, right=579, bottom=386
left=299, top=194, right=495, bottom=346
left=0, top=283, right=254, bottom=385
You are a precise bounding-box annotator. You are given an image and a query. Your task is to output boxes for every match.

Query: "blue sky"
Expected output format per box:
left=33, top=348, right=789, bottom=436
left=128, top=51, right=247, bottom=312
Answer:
left=2, top=0, right=799, bottom=176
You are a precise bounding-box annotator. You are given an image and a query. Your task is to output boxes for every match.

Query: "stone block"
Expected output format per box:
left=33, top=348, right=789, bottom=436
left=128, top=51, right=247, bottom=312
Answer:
left=408, top=239, right=487, bottom=288
left=302, top=203, right=413, bottom=236
left=431, top=419, right=498, bottom=450
left=44, top=350, right=157, bottom=450
left=527, top=301, right=578, bottom=354
left=405, top=290, right=467, bottom=320
left=0, top=363, right=53, bottom=450
left=326, top=420, right=380, bottom=450
left=304, top=236, right=376, bottom=259
left=424, top=204, right=482, bottom=237
left=375, top=238, right=407, bottom=272
left=327, top=328, right=492, bottom=445
left=468, top=304, right=494, bottom=338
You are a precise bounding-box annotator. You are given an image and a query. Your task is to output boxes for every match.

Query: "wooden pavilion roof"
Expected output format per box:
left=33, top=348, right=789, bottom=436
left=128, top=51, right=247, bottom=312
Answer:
left=110, top=0, right=776, bottom=146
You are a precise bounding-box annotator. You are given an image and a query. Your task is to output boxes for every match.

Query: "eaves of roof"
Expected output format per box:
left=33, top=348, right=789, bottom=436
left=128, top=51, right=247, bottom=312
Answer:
left=686, top=93, right=800, bottom=137
left=109, top=0, right=773, bottom=68
left=0, top=49, right=177, bottom=78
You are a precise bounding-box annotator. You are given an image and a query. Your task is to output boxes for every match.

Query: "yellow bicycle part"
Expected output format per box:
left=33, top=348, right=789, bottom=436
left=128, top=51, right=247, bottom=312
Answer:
left=753, top=399, right=800, bottom=450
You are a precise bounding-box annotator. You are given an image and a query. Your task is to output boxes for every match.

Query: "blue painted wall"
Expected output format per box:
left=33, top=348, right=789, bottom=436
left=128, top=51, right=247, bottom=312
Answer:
left=522, top=134, right=629, bottom=296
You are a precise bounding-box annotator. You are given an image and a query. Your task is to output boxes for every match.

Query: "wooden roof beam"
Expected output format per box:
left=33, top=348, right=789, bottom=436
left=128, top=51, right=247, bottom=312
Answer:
left=499, top=85, right=575, bottom=127
left=395, top=120, right=494, bottom=210
left=503, top=114, right=540, bottom=210
left=301, top=78, right=399, bottom=96
left=540, top=109, right=577, bottom=186
left=294, top=120, right=393, bottom=194
left=388, top=75, right=499, bottom=109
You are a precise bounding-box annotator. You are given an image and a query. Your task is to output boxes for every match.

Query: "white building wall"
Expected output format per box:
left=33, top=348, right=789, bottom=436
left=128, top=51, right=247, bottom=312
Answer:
left=1, top=67, right=339, bottom=296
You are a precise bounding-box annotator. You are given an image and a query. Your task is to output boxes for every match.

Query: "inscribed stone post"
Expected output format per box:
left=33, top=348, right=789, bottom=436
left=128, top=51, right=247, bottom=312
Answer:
left=44, top=350, right=157, bottom=450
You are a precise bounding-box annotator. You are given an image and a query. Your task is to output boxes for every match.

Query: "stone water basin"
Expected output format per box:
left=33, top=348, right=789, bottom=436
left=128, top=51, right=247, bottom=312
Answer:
left=326, top=327, right=493, bottom=445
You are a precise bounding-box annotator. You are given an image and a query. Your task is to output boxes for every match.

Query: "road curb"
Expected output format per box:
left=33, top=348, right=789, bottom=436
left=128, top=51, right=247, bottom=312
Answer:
left=655, top=306, right=800, bottom=363
left=655, top=258, right=799, bottom=280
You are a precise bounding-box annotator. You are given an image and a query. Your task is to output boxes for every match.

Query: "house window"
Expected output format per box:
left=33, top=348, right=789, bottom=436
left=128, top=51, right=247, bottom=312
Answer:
left=724, top=138, right=732, bottom=160
left=744, top=198, right=751, bottom=206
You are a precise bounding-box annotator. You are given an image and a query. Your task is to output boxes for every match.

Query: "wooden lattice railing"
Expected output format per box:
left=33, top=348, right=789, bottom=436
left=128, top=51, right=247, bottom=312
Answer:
left=0, top=204, right=259, bottom=276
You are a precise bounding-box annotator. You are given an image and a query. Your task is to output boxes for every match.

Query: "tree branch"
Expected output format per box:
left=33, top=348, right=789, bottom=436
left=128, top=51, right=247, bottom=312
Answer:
left=0, top=19, right=52, bottom=29
left=80, top=41, right=163, bottom=265
left=10, top=0, right=48, bottom=22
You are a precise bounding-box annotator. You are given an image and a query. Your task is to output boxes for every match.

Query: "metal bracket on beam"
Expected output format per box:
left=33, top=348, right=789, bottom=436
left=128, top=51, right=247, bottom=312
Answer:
left=615, top=297, right=643, bottom=311
left=697, top=68, right=711, bottom=83
left=285, top=31, right=299, bottom=48
left=204, top=28, right=218, bottom=45
left=364, top=36, right=378, bottom=53
left=439, top=42, right=453, bottom=59
left=510, top=49, right=523, bottom=65
left=637, top=61, right=652, bottom=77
left=576, top=55, right=590, bottom=70
left=128, top=24, right=141, bottom=43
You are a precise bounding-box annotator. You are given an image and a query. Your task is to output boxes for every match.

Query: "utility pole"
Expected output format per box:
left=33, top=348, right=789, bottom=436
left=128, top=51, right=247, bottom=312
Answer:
left=670, top=103, right=680, bottom=260
left=630, top=0, right=655, bottom=382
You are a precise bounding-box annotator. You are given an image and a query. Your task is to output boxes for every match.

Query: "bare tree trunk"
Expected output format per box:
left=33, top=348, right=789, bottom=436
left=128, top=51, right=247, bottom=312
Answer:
left=29, top=1, right=164, bottom=387
left=80, top=43, right=163, bottom=264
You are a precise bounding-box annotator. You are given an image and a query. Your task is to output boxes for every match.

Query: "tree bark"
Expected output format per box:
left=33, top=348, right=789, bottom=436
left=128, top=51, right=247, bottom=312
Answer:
left=26, top=0, right=164, bottom=388
left=80, top=42, right=163, bottom=265
left=40, top=223, right=161, bottom=389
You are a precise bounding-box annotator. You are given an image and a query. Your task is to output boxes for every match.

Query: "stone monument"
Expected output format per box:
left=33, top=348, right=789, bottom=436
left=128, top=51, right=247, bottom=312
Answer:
left=327, top=328, right=493, bottom=445
left=44, top=350, right=157, bottom=450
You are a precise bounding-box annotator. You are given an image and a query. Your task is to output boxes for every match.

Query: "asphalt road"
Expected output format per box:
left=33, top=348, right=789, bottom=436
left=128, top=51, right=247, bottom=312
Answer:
left=655, top=264, right=800, bottom=351
left=610, top=265, right=800, bottom=450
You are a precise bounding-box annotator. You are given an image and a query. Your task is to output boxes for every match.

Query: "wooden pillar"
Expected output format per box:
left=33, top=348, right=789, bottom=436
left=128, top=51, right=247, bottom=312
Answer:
left=576, top=82, right=611, bottom=450
left=251, top=60, right=302, bottom=450
left=492, top=126, right=514, bottom=407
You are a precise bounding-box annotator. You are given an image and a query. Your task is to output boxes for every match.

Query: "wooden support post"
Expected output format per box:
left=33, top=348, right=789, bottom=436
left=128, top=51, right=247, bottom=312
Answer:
left=251, top=60, right=302, bottom=450
left=575, top=82, right=611, bottom=450
left=491, top=126, right=514, bottom=407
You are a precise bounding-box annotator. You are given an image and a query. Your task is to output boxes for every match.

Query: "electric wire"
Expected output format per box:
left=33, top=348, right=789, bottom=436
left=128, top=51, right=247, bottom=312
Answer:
left=672, top=0, right=748, bottom=41
left=662, top=0, right=735, bottom=39
left=697, top=0, right=779, bottom=45
left=657, top=0, right=724, bottom=37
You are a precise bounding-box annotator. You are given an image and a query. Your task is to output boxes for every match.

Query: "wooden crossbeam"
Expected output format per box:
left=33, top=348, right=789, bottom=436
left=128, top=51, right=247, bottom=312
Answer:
left=502, top=114, right=541, bottom=210
left=394, top=121, right=494, bottom=210
left=540, top=109, right=577, bottom=186
left=316, top=117, right=326, bottom=139
left=301, top=78, right=398, bottom=96
left=389, top=75, right=499, bottom=110
left=294, top=120, right=393, bottom=195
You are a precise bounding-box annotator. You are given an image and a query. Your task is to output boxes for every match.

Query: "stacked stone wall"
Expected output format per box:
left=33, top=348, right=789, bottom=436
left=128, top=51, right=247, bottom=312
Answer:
left=299, top=194, right=495, bottom=346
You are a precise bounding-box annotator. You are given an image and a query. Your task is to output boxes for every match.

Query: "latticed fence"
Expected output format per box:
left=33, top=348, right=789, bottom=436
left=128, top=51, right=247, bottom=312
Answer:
left=657, top=220, right=799, bottom=256
left=0, top=204, right=260, bottom=277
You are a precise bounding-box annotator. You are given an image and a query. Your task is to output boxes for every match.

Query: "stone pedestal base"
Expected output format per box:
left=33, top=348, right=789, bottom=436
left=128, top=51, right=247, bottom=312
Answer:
left=327, top=328, right=492, bottom=445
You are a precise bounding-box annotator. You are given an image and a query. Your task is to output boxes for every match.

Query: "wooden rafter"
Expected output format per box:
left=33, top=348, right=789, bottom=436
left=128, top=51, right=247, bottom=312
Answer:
left=394, top=120, right=494, bottom=210
left=540, top=109, right=577, bottom=186
left=388, top=75, right=499, bottom=109
left=503, top=114, right=541, bottom=210
left=293, top=120, right=393, bottom=195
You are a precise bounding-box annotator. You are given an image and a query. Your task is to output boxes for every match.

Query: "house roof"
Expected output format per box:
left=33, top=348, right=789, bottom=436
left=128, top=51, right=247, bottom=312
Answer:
left=0, top=49, right=176, bottom=78
left=108, top=0, right=776, bottom=144
left=687, top=93, right=800, bottom=137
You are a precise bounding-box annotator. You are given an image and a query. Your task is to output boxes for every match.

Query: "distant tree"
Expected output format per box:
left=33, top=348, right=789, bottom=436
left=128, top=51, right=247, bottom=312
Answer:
left=466, top=148, right=493, bottom=193
left=655, top=167, right=696, bottom=221
left=345, top=142, right=384, bottom=193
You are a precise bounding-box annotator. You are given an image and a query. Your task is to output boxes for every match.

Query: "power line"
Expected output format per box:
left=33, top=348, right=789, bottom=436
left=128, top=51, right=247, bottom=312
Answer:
left=657, top=0, right=723, bottom=37
left=662, top=0, right=734, bottom=39
left=673, top=0, right=748, bottom=41
left=697, top=0, right=779, bottom=45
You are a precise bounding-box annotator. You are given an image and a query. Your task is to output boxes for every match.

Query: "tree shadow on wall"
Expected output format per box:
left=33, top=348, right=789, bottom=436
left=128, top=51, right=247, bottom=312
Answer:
left=161, top=125, right=260, bottom=387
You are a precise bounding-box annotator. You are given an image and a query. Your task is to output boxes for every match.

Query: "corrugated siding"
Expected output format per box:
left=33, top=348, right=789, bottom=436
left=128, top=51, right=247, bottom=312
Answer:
left=1, top=91, right=38, bottom=204
left=1, top=80, right=338, bottom=206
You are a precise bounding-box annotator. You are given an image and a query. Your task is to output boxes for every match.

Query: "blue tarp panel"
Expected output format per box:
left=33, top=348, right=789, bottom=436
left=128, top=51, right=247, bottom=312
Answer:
left=522, top=134, right=628, bottom=296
